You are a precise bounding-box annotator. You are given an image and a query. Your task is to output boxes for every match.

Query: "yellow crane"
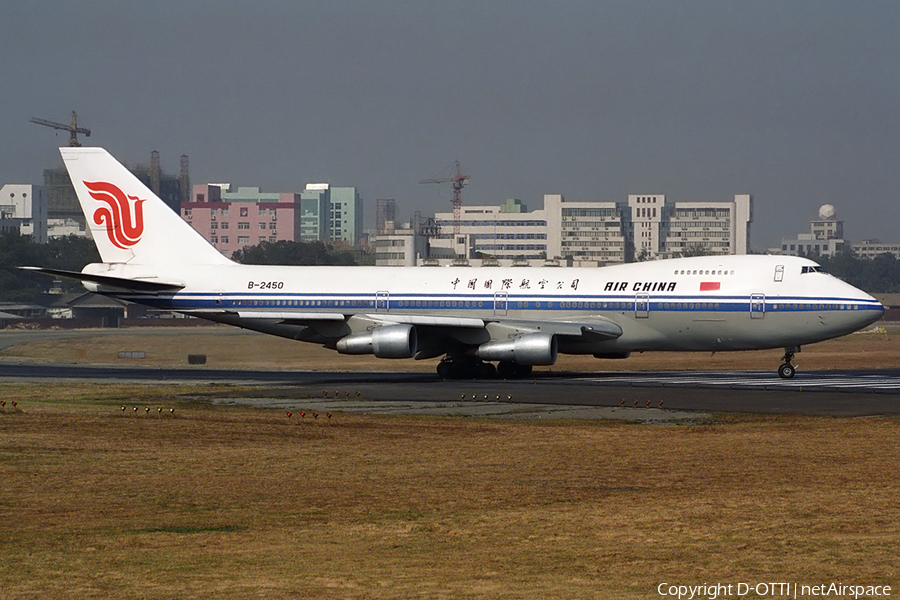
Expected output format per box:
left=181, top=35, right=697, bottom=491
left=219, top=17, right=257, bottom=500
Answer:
left=29, top=111, right=91, bottom=147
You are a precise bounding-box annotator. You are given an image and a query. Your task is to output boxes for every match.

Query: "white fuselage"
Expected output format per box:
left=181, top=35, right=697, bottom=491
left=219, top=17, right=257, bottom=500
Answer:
left=85, top=253, right=883, bottom=356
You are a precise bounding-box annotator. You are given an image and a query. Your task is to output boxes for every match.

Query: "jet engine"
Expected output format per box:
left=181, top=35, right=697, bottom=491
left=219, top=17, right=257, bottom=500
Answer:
left=475, top=332, right=557, bottom=365
left=336, top=324, right=418, bottom=358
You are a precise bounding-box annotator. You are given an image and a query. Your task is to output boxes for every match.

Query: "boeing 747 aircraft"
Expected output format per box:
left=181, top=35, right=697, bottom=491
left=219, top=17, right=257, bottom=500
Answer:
left=24, top=147, right=884, bottom=379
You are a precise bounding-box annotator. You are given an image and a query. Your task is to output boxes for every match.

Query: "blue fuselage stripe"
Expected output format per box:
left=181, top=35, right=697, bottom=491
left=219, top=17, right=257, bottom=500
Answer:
left=108, top=291, right=883, bottom=314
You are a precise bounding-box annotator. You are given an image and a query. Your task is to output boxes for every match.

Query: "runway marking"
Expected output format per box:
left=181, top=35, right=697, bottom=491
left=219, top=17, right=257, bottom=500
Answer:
left=577, top=371, right=900, bottom=393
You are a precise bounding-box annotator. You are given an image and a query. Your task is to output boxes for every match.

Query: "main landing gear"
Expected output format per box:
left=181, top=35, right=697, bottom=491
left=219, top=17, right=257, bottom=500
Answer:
left=778, top=346, right=799, bottom=379
left=437, top=357, right=495, bottom=380
left=436, top=357, right=533, bottom=380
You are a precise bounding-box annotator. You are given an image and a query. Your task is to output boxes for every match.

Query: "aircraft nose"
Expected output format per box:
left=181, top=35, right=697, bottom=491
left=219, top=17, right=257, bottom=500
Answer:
left=854, top=290, right=884, bottom=328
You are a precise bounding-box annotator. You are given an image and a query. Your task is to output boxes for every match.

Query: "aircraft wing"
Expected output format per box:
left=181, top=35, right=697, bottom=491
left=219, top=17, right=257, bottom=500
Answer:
left=184, top=308, right=622, bottom=343
left=483, top=316, right=623, bottom=340
left=19, top=266, right=185, bottom=293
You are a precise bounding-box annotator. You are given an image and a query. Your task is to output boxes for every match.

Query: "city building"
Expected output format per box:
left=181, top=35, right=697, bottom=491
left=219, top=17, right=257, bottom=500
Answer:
left=328, top=186, right=364, bottom=246
left=372, top=193, right=754, bottom=267
left=546, top=193, right=751, bottom=264
left=183, top=184, right=302, bottom=257
left=545, top=194, right=628, bottom=266
left=372, top=223, right=428, bottom=267
left=298, top=184, right=363, bottom=245
left=47, top=218, right=87, bottom=238
left=183, top=181, right=365, bottom=256
left=376, top=199, right=398, bottom=234
left=779, top=205, right=846, bottom=257
left=429, top=199, right=549, bottom=264
left=852, top=240, right=900, bottom=260
left=0, top=184, right=48, bottom=243
left=300, top=184, right=329, bottom=242
left=627, top=194, right=665, bottom=260
left=662, top=194, right=753, bottom=258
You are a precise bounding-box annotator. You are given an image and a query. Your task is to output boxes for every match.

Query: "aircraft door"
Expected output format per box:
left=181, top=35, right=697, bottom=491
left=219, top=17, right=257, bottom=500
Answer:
left=750, top=293, right=765, bottom=319
left=634, top=293, right=650, bottom=319
left=774, top=265, right=784, bottom=282
left=376, top=291, right=390, bottom=313
left=493, top=292, right=508, bottom=316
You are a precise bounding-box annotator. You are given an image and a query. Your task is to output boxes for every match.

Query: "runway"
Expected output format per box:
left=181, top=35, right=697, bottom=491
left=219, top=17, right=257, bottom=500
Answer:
left=2, top=362, right=899, bottom=418
left=581, top=369, right=900, bottom=393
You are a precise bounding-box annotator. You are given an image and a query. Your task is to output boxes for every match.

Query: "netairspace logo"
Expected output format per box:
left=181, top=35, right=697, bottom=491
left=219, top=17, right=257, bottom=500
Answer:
left=657, top=582, right=892, bottom=599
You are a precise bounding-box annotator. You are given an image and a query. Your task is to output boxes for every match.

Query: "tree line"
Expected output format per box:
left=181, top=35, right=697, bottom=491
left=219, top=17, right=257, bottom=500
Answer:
left=0, top=233, right=101, bottom=302
left=812, top=252, right=900, bottom=294
left=231, top=239, right=365, bottom=266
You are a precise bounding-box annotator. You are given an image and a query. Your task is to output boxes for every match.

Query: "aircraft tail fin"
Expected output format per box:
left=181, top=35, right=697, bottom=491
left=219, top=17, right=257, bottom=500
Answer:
left=60, top=147, right=232, bottom=266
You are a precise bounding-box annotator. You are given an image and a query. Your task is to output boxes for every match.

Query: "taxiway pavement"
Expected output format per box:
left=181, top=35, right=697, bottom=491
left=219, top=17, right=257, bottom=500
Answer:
left=2, top=362, right=898, bottom=419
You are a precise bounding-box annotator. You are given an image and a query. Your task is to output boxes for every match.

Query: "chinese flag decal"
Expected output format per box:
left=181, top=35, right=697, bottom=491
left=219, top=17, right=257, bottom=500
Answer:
left=700, top=282, right=721, bottom=291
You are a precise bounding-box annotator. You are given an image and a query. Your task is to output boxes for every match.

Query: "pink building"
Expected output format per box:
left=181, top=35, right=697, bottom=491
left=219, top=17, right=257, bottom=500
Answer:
left=182, top=184, right=302, bottom=257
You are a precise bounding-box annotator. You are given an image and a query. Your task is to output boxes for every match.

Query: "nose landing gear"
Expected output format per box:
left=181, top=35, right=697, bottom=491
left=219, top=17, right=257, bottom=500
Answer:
left=778, top=346, right=799, bottom=379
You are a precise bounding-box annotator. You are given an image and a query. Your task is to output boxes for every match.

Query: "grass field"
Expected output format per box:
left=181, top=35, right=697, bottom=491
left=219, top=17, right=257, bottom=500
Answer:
left=0, top=327, right=898, bottom=598
left=1, top=382, right=898, bottom=599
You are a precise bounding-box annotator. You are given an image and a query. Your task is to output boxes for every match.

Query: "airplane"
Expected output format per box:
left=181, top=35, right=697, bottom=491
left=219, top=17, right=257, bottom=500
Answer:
left=23, top=147, right=884, bottom=380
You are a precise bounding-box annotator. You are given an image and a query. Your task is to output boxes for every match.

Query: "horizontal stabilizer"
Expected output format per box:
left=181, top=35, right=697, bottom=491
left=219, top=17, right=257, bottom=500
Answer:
left=19, top=266, right=185, bottom=293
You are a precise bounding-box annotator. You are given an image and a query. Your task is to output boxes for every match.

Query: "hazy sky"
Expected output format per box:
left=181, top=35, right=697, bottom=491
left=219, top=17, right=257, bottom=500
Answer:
left=2, top=1, right=899, bottom=250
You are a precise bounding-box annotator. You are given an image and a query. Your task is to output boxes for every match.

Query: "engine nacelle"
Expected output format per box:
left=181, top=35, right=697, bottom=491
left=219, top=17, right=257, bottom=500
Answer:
left=336, top=324, right=417, bottom=358
left=475, top=332, right=558, bottom=366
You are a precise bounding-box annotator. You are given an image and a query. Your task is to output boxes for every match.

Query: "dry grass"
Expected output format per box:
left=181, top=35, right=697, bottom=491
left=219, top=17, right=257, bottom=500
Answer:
left=1, top=382, right=898, bottom=599
left=0, top=324, right=896, bottom=372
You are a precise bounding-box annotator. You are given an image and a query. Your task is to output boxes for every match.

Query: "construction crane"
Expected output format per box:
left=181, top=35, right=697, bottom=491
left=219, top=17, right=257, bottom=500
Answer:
left=420, top=161, right=470, bottom=235
left=29, top=111, right=91, bottom=147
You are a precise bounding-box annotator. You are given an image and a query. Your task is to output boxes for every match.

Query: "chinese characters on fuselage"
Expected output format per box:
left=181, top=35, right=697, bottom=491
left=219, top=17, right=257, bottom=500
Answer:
left=449, top=277, right=677, bottom=293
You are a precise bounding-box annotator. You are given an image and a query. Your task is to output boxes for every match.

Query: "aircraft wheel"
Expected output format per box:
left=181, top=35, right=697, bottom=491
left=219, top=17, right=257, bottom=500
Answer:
left=778, top=363, right=795, bottom=379
left=497, top=361, right=532, bottom=379
left=436, top=361, right=454, bottom=379
left=497, top=361, right=516, bottom=379
left=514, top=364, right=533, bottom=378
left=477, top=362, right=497, bottom=379
left=438, top=359, right=482, bottom=380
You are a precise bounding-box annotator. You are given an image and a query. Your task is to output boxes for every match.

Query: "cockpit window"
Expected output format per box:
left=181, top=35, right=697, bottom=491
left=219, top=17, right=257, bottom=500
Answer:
left=801, top=266, right=823, bottom=274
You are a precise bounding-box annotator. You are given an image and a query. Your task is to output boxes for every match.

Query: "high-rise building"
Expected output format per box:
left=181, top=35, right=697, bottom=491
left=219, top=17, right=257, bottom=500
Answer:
left=376, top=198, right=397, bottom=234
left=372, top=193, right=753, bottom=266
left=329, top=186, right=363, bottom=246
left=545, top=194, right=629, bottom=265
left=663, top=194, right=753, bottom=257
left=300, top=184, right=329, bottom=242
left=430, top=200, right=548, bottom=263
left=183, top=184, right=302, bottom=256
left=627, top=195, right=665, bottom=260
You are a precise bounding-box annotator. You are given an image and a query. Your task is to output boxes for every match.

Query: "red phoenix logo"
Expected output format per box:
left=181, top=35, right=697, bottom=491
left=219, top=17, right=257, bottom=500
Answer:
left=85, top=181, right=146, bottom=249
